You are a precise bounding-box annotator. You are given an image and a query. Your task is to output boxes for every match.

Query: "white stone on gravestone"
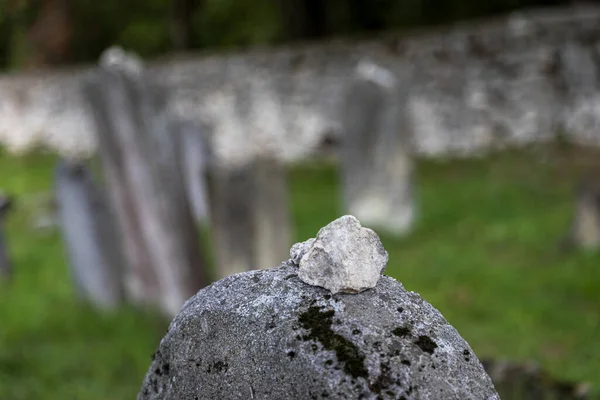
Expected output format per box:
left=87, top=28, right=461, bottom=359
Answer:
left=290, top=238, right=315, bottom=265
left=341, top=60, right=416, bottom=236
left=293, top=215, right=389, bottom=294
left=137, top=213, right=500, bottom=399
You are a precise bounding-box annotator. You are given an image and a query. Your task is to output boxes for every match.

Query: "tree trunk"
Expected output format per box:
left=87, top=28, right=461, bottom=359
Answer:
left=170, top=0, right=202, bottom=50
left=277, top=0, right=329, bottom=41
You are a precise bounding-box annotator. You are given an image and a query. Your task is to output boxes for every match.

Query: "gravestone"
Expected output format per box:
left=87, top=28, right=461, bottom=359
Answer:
left=207, top=156, right=293, bottom=280
left=139, top=216, right=499, bottom=400
left=0, top=193, right=13, bottom=278
left=252, top=156, right=292, bottom=271
left=206, top=164, right=256, bottom=278
left=178, top=120, right=210, bottom=224
left=81, top=47, right=208, bottom=316
left=560, top=42, right=600, bottom=145
left=54, top=160, right=124, bottom=309
left=481, top=358, right=591, bottom=400
left=565, top=178, right=600, bottom=251
left=340, top=60, right=416, bottom=236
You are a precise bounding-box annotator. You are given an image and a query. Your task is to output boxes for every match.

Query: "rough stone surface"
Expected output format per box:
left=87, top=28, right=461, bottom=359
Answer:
left=138, top=263, right=499, bottom=400
left=295, top=215, right=389, bottom=294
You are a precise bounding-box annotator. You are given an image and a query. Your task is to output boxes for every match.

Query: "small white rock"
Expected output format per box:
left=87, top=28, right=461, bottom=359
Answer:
left=290, top=238, right=315, bottom=265
left=296, top=215, right=389, bottom=294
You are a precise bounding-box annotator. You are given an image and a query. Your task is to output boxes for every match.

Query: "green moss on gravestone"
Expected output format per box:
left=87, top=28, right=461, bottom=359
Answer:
left=415, top=335, right=438, bottom=355
left=298, top=306, right=368, bottom=380
left=392, top=326, right=411, bottom=338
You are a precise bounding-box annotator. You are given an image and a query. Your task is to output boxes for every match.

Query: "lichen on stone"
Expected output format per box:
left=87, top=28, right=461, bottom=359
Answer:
left=298, top=306, right=368, bottom=380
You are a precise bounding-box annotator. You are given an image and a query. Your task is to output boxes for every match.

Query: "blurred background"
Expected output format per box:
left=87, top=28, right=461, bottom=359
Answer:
left=1, top=0, right=600, bottom=399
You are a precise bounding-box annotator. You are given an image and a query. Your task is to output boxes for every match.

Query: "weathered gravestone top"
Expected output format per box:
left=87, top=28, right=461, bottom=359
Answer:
left=139, top=216, right=499, bottom=400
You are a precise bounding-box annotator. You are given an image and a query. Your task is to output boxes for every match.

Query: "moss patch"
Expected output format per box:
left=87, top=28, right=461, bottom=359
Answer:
left=415, top=336, right=438, bottom=355
left=392, top=327, right=412, bottom=338
left=369, top=362, right=395, bottom=395
left=298, top=306, right=368, bottom=380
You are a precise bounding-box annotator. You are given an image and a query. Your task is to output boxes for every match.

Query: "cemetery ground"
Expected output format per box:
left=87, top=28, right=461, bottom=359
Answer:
left=0, top=143, right=599, bottom=400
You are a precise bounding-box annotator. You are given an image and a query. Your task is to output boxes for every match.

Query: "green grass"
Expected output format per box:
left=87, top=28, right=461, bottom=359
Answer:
left=1, top=143, right=600, bottom=399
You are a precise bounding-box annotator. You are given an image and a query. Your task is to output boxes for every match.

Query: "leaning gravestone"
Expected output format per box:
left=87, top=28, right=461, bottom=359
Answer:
left=82, top=47, right=208, bottom=316
left=340, top=60, right=416, bottom=236
left=0, top=193, right=13, bottom=278
left=54, top=160, right=124, bottom=310
left=178, top=119, right=210, bottom=224
left=139, top=216, right=499, bottom=400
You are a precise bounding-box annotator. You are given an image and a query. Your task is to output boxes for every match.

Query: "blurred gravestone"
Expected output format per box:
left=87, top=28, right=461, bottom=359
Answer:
left=482, top=358, right=591, bottom=400
left=560, top=42, right=600, bottom=144
left=55, top=160, right=124, bottom=309
left=81, top=47, right=208, bottom=316
left=178, top=120, right=210, bottom=224
left=252, top=156, right=292, bottom=270
left=567, top=178, right=600, bottom=251
left=207, top=156, right=292, bottom=280
left=0, top=193, right=13, bottom=279
left=340, top=60, right=416, bottom=236
left=207, top=165, right=256, bottom=278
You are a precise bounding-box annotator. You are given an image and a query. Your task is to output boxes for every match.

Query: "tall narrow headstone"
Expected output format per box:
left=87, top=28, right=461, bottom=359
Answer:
left=206, top=155, right=292, bottom=280
left=0, top=194, right=13, bottom=279
left=206, top=164, right=256, bottom=278
left=81, top=47, right=208, bottom=316
left=340, top=60, right=416, bottom=236
left=252, top=156, right=292, bottom=270
left=565, top=177, right=600, bottom=251
left=54, top=160, right=124, bottom=309
left=560, top=42, right=600, bottom=145
left=179, top=120, right=210, bottom=224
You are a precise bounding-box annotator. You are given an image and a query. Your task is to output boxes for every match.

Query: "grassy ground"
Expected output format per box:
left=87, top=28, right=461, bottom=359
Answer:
left=1, top=143, right=599, bottom=399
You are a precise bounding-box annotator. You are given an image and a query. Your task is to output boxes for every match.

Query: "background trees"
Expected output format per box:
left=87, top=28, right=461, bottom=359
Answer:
left=0, top=0, right=585, bottom=70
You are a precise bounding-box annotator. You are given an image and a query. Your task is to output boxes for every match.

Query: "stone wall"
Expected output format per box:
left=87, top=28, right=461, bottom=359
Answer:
left=1, top=4, right=600, bottom=162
